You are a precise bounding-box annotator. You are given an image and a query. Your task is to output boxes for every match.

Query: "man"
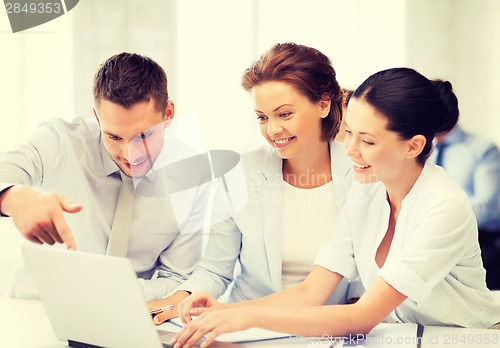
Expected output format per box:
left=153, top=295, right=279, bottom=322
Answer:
left=432, top=124, right=500, bottom=289
left=0, top=53, right=207, bottom=300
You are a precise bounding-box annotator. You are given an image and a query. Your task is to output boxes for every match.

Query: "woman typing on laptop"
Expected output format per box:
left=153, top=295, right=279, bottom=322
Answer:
left=170, top=68, right=500, bottom=348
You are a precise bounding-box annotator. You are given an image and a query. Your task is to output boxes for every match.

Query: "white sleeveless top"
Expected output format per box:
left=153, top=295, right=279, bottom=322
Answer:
left=282, top=180, right=337, bottom=289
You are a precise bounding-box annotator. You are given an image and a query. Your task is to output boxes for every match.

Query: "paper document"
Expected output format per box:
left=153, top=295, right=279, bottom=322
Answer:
left=159, top=319, right=423, bottom=347
left=163, top=317, right=293, bottom=343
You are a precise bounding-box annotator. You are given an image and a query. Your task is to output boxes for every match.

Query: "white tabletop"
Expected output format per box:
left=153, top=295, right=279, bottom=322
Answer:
left=1, top=296, right=499, bottom=348
left=0, top=297, right=62, bottom=348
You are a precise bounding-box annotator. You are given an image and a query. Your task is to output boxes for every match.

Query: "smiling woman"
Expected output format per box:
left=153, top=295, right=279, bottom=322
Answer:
left=149, top=42, right=358, bottom=325
left=251, top=81, right=333, bottom=187
left=344, top=99, right=417, bottom=185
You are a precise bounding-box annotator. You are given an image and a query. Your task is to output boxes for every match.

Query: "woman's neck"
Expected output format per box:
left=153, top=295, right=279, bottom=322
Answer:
left=282, top=142, right=331, bottom=189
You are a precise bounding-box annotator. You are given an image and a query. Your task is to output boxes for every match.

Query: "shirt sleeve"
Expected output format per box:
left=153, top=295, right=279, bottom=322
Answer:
left=141, top=226, right=203, bottom=300
left=314, top=198, right=358, bottom=280
left=143, top=177, right=242, bottom=300
left=171, top=177, right=241, bottom=298
left=379, top=192, right=477, bottom=306
left=0, top=122, right=63, bottom=189
left=0, top=122, right=64, bottom=217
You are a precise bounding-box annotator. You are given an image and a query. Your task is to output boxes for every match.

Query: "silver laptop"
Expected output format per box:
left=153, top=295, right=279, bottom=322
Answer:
left=21, top=244, right=236, bottom=348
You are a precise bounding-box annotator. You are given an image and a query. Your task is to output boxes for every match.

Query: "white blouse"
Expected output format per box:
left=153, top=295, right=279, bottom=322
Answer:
left=315, top=162, right=500, bottom=327
left=282, top=180, right=336, bottom=289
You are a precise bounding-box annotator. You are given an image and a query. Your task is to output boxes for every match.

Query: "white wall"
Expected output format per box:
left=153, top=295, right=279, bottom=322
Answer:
left=405, top=0, right=500, bottom=145
left=0, top=6, right=74, bottom=152
left=175, top=0, right=258, bottom=152
left=453, top=0, right=500, bottom=142
left=255, top=0, right=407, bottom=89
left=71, top=0, right=177, bottom=120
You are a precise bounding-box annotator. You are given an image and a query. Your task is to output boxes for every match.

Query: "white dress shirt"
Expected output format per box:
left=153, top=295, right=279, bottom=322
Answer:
left=0, top=117, right=209, bottom=300
left=315, top=162, right=500, bottom=327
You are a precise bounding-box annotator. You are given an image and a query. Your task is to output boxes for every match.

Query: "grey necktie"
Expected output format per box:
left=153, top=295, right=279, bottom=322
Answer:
left=107, top=172, right=135, bottom=257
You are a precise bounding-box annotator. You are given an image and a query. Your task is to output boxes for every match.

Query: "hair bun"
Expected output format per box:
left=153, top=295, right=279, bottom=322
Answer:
left=432, top=79, right=459, bottom=134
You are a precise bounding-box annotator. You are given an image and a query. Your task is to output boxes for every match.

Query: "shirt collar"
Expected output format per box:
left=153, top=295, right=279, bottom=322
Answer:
left=402, top=161, right=440, bottom=206
left=100, top=137, right=119, bottom=176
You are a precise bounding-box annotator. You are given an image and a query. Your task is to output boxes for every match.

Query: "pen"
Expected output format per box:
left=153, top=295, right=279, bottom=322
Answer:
left=149, top=305, right=174, bottom=315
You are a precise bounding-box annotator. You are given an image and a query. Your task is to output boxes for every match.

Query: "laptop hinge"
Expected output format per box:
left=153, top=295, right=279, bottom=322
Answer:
left=68, top=340, right=104, bottom=348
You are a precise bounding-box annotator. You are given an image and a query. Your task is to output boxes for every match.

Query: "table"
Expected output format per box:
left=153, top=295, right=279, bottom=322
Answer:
left=0, top=297, right=61, bottom=348
left=0, top=298, right=297, bottom=348
left=1, top=297, right=498, bottom=348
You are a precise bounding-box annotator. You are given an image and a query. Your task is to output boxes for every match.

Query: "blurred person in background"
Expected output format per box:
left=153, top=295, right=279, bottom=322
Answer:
left=431, top=123, right=500, bottom=289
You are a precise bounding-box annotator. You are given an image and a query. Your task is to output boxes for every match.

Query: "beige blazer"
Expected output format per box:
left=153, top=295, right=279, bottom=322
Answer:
left=179, top=141, right=354, bottom=303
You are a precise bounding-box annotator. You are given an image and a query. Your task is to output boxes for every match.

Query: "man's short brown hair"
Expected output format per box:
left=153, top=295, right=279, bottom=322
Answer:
left=93, top=52, right=168, bottom=112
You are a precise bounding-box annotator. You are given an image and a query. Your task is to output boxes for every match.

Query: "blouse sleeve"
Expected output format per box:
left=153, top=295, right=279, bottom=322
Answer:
left=314, top=195, right=358, bottom=280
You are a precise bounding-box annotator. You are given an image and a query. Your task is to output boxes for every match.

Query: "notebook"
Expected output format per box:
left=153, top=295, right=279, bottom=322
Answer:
left=21, top=244, right=241, bottom=348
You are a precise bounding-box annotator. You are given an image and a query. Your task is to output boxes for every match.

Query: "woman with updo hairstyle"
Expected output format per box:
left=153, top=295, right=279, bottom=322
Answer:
left=171, top=67, right=500, bottom=348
